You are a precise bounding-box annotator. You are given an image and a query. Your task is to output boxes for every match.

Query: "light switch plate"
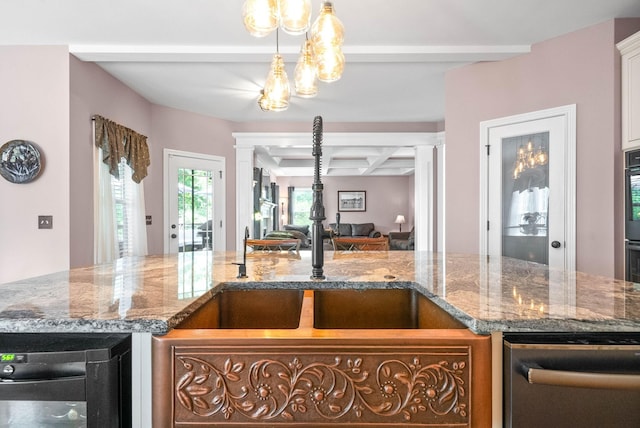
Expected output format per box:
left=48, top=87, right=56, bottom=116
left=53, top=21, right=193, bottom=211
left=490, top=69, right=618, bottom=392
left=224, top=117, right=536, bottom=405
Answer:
left=38, top=215, right=53, bottom=229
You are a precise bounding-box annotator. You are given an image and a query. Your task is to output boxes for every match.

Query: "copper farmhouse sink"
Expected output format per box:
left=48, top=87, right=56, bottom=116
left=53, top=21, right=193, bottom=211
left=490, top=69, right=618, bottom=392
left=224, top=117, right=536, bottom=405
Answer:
left=313, top=289, right=466, bottom=329
left=176, top=289, right=304, bottom=329
left=153, top=286, right=491, bottom=427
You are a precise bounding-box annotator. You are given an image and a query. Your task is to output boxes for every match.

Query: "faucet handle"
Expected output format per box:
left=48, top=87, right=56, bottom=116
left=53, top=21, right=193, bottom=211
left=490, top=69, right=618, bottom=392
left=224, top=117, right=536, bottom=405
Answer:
left=232, top=262, right=247, bottom=279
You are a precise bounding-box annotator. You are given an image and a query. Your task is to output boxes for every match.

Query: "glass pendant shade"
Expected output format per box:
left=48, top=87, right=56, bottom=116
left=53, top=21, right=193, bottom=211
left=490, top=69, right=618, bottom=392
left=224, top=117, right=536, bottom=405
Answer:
left=258, top=90, right=270, bottom=111
left=315, top=46, right=345, bottom=82
left=242, top=0, right=279, bottom=37
left=263, top=54, right=290, bottom=111
left=294, top=40, right=318, bottom=97
left=279, top=0, right=312, bottom=35
left=311, top=2, right=344, bottom=49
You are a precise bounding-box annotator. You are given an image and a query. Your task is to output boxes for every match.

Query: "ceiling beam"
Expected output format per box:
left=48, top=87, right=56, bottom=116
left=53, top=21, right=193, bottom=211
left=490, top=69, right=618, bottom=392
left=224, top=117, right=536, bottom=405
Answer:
left=362, top=147, right=398, bottom=175
left=70, top=44, right=530, bottom=63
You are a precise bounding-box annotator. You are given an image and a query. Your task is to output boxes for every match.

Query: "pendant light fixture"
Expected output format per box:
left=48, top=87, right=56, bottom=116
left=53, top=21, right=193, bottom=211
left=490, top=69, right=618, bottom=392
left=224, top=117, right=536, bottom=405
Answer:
left=242, top=0, right=279, bottom=37
left=310, top=2, right=344, bottom=49
left=314, top=45, right=345, bottom=82
left=311, top=2, right=345, bottom=82
left=260, top=29, right=291, bottom=112
left=294, top=37, right=318, bottom=98
left=242, top=0, right=345, bottom=110
left=279, top=0, right=312, bottom=35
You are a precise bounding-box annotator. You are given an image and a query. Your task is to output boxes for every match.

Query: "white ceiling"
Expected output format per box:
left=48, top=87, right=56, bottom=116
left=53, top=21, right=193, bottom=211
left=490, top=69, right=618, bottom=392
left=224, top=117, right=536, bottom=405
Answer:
left=2, top=0, right=639, bottom=175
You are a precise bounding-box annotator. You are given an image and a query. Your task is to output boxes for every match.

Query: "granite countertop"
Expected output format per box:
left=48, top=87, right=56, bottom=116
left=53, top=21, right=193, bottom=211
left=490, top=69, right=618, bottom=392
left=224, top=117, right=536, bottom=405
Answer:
left=0, top=251, right=638, bottom=335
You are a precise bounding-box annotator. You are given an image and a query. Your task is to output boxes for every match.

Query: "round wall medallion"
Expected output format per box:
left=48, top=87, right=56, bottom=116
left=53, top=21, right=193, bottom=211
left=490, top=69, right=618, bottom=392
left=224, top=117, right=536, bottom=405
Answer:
left=0, top=140, right=43, bottom=184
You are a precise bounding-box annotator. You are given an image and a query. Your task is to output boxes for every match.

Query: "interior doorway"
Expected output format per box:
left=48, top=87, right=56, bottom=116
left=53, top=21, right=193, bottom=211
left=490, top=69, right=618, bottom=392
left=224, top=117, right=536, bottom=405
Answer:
left=480, top=105, right=576, bottom=271
left=232, top=132, right=443, bottom=252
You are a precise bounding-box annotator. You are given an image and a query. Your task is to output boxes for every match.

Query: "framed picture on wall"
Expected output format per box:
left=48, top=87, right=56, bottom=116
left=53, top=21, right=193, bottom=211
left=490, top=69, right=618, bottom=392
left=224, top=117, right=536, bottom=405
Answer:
left=338, top=190, right=366, bottom=212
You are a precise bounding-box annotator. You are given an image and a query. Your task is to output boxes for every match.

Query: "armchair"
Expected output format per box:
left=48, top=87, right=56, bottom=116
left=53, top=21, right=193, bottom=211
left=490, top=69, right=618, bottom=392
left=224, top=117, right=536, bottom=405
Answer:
left=388, top=227, right=414, bottom=250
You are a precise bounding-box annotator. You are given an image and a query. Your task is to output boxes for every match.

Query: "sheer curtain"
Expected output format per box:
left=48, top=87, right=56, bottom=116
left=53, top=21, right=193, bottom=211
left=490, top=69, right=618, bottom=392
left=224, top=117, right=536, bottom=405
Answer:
left=94, top=151, right=118, bottom=263
left=93, top=115, right=150, bottom=264
left=118, top=161, right=148, bottom=257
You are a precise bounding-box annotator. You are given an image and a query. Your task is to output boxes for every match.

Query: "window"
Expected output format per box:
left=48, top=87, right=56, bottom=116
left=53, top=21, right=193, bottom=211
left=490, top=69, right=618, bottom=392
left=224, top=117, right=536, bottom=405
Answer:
left=291, top=188, right=313, bottom=226
left=95, top=152, right=147, bottom=264
left=111, top=161, right=141, bottom=257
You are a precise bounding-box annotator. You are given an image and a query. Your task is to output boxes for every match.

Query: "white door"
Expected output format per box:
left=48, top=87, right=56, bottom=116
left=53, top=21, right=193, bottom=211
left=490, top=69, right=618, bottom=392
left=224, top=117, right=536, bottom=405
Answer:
left=164, top=150, right=225, bottom=253
left=481, top=105, right=576, bottom=271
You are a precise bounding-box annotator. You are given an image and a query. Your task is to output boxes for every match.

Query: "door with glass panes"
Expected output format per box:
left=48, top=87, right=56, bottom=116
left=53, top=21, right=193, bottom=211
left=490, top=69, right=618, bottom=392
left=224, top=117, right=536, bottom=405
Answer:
left=482, top=106, right=575, bottom=271
left=165, top=150, right=225, bottom=253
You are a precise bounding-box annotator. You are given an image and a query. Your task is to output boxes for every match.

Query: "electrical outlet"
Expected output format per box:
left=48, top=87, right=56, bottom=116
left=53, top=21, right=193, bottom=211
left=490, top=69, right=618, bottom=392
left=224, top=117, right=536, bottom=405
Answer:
left=38, top=215, right=53, bottom=229
left=146, top=215, right=152, bottom=225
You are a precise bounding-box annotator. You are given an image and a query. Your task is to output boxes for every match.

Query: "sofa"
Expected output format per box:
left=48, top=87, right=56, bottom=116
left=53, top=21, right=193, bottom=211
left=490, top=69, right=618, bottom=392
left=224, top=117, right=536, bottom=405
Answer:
left=388, top=227, right=414, bottom=250
left=328, top=222, right=381, bottom=238
left=263, top=224, right=311, bottom=248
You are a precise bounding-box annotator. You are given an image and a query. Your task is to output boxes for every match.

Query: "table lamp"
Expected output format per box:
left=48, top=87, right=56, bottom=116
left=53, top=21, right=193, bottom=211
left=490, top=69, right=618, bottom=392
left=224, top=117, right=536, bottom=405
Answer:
left=394, top=214, right=406, bottom=232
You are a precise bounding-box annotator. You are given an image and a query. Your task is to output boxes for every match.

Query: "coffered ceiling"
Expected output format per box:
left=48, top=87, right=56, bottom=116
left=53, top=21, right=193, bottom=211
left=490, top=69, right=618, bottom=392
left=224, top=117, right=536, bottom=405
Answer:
left=255, top=142, right=417, bottom=177
left=2, top=0, right=639, bottom=176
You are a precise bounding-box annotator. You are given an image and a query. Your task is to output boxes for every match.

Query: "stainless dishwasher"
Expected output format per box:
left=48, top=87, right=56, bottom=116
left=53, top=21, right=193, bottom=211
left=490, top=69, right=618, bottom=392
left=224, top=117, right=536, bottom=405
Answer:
left=0, top=333, right=131, bottom=427
left=503, top=332, right=640, bottom=428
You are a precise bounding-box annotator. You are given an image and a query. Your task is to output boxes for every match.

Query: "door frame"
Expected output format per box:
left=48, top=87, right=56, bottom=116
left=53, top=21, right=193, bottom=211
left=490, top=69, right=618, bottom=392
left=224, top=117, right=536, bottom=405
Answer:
left=163, top=149, right=226, bottom=253
left=479, top=104, right=576, bottom=271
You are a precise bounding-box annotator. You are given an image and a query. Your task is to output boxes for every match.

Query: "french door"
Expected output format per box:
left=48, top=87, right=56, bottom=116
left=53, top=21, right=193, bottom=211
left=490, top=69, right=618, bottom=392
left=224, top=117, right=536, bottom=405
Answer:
left=480, top=105, right=576, bottom=271
left=164, top=150, right=225, bottom=253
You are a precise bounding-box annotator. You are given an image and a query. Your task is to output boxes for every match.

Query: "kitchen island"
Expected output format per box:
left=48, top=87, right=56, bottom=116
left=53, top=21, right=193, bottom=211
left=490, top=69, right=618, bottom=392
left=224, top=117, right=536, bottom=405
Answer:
left=2, top=251, right=637, bottom=334
left=0, top=250, right=638, bottom=427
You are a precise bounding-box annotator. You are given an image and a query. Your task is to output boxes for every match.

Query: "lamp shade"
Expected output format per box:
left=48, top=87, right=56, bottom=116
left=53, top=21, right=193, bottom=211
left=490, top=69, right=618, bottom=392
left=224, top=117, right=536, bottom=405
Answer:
left=242, top=0, right=279, bottom=37
left=311, top=2, right=344, bottom=49
left=294, top=39, right=318, bottom=97
left=394, top=215, right=406, bottom=224
left=315, top=45, right=345, bottom=82
left=262, top=53, right=290, bottom=111
left=279, top=0, right=312, bottom=35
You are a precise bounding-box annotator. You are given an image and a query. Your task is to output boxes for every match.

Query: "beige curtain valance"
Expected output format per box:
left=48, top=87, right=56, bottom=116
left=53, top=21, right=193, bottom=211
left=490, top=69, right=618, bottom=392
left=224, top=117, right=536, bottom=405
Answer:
left=93, top=115, right=150, bottom=183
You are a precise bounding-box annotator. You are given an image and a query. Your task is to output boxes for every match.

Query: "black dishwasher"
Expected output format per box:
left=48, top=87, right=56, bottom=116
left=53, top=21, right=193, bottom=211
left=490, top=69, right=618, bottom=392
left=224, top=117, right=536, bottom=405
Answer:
left=0, top=333, right=131, bottom=427
left=504, top=332, right=640, bottom=428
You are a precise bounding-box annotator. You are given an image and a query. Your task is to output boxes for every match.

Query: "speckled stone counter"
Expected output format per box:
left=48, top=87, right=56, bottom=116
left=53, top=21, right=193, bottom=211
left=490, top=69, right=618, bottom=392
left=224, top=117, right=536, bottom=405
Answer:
left=0, top=251, right=638, bottom=335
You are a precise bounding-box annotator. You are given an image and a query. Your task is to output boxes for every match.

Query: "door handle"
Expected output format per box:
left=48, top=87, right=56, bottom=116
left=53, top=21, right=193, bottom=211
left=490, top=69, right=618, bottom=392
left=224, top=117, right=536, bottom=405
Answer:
left=526, top=366, right=640, bottom=391
left=551, top=240, right=561, bottom=248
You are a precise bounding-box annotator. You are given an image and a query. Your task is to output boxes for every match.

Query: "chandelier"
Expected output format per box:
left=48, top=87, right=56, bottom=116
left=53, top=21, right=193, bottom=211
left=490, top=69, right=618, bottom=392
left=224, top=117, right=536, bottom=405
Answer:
left=242, top=0, right=345, bottom=112
left=513, top=140, right=548, bottom=180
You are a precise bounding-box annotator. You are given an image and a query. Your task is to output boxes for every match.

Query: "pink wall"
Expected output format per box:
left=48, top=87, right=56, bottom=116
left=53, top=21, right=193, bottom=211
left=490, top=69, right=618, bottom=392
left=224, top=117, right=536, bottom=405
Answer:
left=70, top=58, right=239, bottom=262
left=68, top=55, right=431, bottom=264
left=70, top=57, right=152, bottom=267
left=148, top=105, right=237, bottom=255
left=445, top=19, right=640, bottom=278
left=0, top=46, right=70, bottom=283
left=275, top=175, right=413, bottom=235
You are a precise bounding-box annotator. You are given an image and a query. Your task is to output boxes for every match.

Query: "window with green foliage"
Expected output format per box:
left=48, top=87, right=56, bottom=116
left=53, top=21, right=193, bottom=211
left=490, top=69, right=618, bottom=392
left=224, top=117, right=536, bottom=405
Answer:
left=291, top=188, right=313, bottom=226
left=177, top=168, right=213, bottom=251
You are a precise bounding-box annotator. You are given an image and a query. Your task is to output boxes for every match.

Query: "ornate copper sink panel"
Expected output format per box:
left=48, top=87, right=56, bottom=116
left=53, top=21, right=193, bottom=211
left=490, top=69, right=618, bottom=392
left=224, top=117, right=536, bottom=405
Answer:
left=153, top=288, right=491, bottom=427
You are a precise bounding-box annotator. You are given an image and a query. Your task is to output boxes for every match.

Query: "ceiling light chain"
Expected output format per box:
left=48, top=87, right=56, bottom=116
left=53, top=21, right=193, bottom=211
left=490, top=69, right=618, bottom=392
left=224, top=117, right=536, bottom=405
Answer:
left=243, top=0, right=344, bottom=111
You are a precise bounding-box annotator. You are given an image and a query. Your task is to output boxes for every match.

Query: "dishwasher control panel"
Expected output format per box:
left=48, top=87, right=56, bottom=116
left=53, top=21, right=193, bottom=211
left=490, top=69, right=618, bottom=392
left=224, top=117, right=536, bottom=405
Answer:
left=0, top=353, right=27, bottom=363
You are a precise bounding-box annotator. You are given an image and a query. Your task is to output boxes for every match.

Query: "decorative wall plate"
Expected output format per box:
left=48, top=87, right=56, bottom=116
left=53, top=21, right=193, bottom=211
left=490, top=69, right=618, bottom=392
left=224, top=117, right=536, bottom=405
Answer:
left=0, top=140, right=42, bottom=184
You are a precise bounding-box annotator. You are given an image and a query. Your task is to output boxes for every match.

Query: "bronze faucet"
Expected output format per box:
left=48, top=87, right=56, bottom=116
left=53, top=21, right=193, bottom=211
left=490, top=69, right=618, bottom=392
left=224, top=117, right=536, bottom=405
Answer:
left=310, top=116, right=326, bottom=279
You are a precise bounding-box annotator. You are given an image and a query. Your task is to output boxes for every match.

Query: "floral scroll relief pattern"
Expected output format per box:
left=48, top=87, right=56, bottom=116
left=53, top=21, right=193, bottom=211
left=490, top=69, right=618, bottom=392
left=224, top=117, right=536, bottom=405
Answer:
left=175, top=354, right=468, bottom=423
